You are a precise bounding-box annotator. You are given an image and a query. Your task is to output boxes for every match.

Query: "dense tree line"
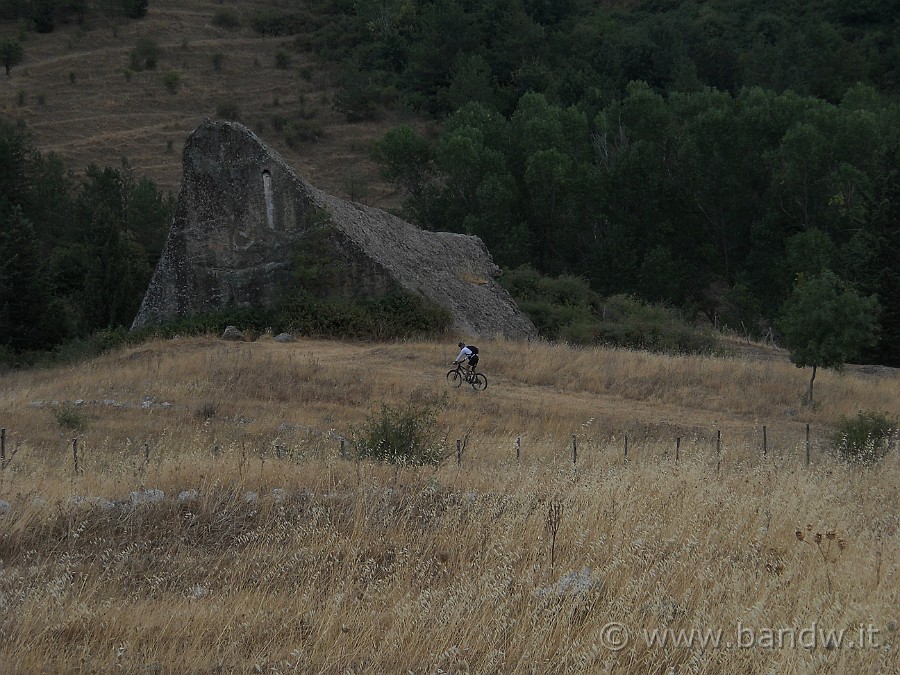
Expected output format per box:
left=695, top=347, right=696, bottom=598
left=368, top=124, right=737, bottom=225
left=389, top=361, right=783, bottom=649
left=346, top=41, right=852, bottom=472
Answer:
left=297, top=0, right=896, bottom=366
left=372, top=85, right=899, bottom=365
left=288, top=0, right=899, bottom=118
left=0, top=121, right=173, bottom=358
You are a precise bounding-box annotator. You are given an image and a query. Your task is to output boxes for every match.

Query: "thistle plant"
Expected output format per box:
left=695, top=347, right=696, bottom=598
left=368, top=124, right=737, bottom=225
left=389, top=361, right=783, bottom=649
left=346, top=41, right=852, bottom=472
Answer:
left=547, top=499, right=563, bottom=567
left=796, top=525, right=847, bottom=592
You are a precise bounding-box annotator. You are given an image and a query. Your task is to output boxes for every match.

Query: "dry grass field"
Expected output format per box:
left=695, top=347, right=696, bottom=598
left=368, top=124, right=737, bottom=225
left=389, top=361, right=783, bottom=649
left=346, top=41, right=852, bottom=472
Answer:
left=1, top=0, right=419, bottom=207
left=0, top=335, right=897, bottom=673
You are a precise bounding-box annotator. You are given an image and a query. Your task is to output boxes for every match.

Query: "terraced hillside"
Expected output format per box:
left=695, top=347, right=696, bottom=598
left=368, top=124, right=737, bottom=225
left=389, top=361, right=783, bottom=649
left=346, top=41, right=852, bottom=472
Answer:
left=1, top=0, right=414, bottom=206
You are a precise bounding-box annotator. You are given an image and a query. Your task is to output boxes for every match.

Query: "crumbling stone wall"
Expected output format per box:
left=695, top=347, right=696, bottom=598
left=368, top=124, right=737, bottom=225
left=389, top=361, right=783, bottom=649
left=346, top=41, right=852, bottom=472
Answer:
left=131, top=120, right=537, bottom=340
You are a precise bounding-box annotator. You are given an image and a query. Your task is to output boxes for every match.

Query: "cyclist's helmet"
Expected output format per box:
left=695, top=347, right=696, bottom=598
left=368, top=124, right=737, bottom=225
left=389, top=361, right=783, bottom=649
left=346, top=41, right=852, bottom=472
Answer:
left=458, top=341, right=466, bottom=348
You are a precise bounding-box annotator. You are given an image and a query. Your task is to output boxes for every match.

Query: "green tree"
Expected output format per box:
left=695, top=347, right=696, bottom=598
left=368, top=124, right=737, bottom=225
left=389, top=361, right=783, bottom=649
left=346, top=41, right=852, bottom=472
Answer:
left=0, top=37, right=23, bottom=76
left=371, top=124, right=433, bottom=221
left=777, top=270, right=880, bottom=403
left=0, top=199, right=52, bottom=350
left=0, top=121, right=29, bottom=203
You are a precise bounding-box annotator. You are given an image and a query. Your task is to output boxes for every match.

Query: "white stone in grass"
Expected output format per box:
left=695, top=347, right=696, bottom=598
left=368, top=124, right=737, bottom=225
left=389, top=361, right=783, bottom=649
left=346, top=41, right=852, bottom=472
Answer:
left=537, top=567, right=597, bottom=598
left=189, top=584, right=208, bottom=600
left=130, top=489, right=165, bottom=505
left=94, top=497, right=115, bottom=511
left=178, top=490, right=199, bottom=503
left=0, top=500, right=10, bottom=515
left=222, top=325, right=244, bottom=341
left=245, top=491, right=259, bottom=503
left=272, top=488, right=286, bottom=502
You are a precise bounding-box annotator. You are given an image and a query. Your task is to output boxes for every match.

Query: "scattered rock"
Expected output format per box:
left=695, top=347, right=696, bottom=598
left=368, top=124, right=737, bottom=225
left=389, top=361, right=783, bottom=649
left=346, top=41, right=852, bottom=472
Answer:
left=537, top=567, right=599, bottom=598
left=222, top=325, right=244, bottom=341
left=130, top=489, right=165, bottom=505
left=274, top=332, right=294, bottom=343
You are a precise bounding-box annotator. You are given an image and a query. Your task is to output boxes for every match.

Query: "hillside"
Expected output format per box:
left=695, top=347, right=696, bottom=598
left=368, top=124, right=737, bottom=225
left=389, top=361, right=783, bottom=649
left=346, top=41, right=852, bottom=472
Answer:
left=3, top=334, right=898, bottom=456
left=0, top=336, right=897, bottom=671
left=1, top=0, right=409, bottom=207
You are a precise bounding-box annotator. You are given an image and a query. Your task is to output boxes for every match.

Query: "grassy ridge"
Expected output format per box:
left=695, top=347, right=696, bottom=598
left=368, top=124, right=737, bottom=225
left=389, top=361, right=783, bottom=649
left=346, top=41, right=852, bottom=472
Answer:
left=0, top=336, right=897, bottom=671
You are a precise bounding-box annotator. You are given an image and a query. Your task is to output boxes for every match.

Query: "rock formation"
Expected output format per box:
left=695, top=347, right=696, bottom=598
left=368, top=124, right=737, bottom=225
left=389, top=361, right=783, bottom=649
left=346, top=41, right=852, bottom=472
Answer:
left=131, top=120, right=536, bottom=340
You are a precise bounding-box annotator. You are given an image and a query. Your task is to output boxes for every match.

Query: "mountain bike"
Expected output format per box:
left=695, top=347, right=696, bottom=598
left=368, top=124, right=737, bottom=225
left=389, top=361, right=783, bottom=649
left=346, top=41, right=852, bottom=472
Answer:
left=447, top=363, right=488, bottom=391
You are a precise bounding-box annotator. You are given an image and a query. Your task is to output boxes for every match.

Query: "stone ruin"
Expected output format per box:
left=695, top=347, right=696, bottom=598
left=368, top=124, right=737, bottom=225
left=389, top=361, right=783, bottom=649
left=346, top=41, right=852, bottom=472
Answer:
left=131, top=120, right=537, bottom=340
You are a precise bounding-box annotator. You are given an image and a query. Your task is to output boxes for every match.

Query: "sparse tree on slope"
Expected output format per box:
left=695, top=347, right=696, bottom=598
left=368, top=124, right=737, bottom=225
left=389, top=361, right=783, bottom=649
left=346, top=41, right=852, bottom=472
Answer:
left=777, top=270, right=880, bottom=403
left=0, top=38, right=23, bottom=76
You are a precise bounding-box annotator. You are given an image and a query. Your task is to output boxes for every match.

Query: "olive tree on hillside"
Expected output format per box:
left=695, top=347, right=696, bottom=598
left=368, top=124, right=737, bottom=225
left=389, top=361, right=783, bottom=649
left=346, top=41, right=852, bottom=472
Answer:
left=777, top=270, right=880, bottom=403
left=0, top=37, right=23, bottom=76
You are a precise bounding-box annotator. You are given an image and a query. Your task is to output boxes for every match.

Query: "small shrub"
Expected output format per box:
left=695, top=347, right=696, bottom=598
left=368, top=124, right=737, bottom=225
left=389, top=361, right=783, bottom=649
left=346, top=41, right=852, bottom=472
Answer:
left=89, top=327, right=128, bottom=353
left=353, top=399, right=447, bottom=466
left=196, top=402, right=218, bottom=420
left=274, top=50, right=291, bottom=69
left=163, top=71, right=180, bottom=94
left=36, top=92, right=45, bottom=105
left=130, top=37, right=159, bottom=71
left=211, top=8, right=241, bottom=30
left=121, top=0, right=149, bottom=20
left=211, top=52, right=225, bottom=71
left=55, top=404, right=87, bottom=431
left=251, top=12, right=307, bottom=36
left=68, top=71, right=76, bottom=84
left=17, top=90, right=26, bottom=105
left=282, top=118, right=322, bottom=146
left=830, top=411, right=896, bottom=464
left=215, top=100, right=240, bottom=120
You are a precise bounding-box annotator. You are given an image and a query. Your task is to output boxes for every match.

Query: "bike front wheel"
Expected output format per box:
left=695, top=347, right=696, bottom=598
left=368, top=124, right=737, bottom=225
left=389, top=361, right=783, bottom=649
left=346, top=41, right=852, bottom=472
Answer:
left=447, top=369, right=463, bottom=387
left=471, top=373, right=488, bottom=391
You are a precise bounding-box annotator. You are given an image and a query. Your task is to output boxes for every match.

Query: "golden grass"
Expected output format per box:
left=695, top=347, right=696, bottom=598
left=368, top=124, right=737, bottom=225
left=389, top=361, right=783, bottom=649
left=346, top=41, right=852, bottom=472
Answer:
left=0, top=335, right=898, bottom=672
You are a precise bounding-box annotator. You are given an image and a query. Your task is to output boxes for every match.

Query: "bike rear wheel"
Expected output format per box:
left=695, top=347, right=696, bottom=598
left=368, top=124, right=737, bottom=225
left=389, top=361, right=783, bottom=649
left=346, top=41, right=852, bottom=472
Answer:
left=471, top=373, right=488, bottom=391
left=447, top=369, right=463, bottom=387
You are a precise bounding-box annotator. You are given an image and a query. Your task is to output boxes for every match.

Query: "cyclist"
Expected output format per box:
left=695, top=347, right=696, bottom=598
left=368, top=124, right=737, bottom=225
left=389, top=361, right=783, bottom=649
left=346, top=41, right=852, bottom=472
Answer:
left=453, top=341, right=479, bottom=379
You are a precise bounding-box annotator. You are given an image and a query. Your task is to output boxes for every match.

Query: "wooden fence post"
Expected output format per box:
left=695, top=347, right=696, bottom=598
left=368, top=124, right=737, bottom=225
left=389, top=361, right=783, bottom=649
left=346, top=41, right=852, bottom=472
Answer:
left=1, top=428, right=5, bottom=468
left=763, top=425, right=767, bottom=458
left=572, top=435, right=577, bottom=477
left=72, top=438, right=79, bottom=476
left=516, top=436, right=520, bottom=464
left=624, top=434, right=628, bottom=466
left=456, top=439, right=462, bottom=467
left=716, top=430, right=721, bottom=473
left=675, top=437, right=680, bottom=465
left=806, top=424, right=811, bottom=466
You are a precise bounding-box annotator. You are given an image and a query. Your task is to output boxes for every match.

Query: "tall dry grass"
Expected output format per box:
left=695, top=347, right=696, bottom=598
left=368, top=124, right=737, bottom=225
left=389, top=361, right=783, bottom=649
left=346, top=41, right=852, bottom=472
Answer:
left=0, top=335, right=897, bottom=673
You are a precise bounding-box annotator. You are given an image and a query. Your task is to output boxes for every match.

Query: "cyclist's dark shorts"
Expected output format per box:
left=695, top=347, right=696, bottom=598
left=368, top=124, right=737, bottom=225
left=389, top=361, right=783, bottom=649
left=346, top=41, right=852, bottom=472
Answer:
left=468, top=354, right=479, bottom=368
